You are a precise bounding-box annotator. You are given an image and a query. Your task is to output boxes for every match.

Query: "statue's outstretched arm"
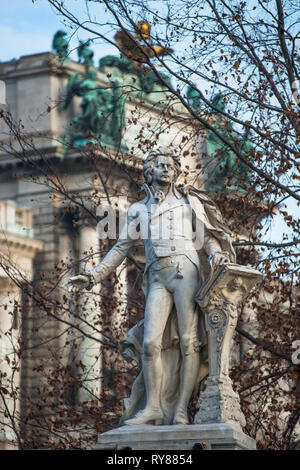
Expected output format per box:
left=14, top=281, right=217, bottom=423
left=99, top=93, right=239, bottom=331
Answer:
left=65, top=206, right=138, bottom=292
left=90, top=235, right=135, bottom=284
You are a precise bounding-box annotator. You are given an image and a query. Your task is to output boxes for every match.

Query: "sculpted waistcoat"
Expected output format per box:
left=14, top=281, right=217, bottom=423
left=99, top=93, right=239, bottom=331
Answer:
left=144, top=195, right=198, bottom=260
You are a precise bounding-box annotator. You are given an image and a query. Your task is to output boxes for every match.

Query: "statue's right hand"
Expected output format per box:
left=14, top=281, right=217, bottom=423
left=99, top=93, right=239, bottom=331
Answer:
left=63, top=274, right=92, bottom=292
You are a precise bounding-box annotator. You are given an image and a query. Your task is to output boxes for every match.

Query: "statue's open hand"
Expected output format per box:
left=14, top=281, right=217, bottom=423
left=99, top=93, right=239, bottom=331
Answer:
left=209, top=252, right=230, bottom=269
left=63, top=274, right=92, bottom=292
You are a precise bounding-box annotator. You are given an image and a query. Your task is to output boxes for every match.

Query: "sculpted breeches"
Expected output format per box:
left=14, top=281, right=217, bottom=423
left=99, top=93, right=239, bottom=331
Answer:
left=143, top=254, right=201, bottom=357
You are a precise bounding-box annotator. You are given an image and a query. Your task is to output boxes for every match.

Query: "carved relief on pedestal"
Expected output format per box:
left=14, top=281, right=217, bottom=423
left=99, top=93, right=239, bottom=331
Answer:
left=195, top=263, right=262, bottom=429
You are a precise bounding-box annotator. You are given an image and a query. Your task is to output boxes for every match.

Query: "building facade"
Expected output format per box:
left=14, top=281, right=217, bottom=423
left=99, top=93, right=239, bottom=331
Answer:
left=1, top=44, right=295, bottom=449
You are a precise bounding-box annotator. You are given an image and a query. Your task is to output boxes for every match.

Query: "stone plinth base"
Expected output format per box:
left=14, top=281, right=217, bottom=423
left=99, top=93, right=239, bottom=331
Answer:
left=94, top=423, right=256, bottom=450
left=195, top=376, right=246, bottom=428
left=0, top=432, right=18, bottom=450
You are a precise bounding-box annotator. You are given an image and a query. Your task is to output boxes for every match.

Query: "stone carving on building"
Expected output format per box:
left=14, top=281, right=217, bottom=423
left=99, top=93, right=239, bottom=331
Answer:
left=0, top=201, right=43, bottom=449
left=65, top=145, right=262, bottom=429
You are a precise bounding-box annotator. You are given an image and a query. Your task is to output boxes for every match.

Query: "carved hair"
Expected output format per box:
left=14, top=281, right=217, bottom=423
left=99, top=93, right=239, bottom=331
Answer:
left=143, top=146, right=181, bottom=185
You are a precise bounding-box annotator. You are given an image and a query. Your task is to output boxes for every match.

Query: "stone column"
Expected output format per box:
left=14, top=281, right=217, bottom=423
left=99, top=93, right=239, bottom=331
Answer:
left=194, top=263, right=262, bottom=429
left=57, top=222, right=76, bottom=370
left=77, top=221, right=102, bottom=403
left=0, top=279, right=21, bottom=449
left=0, top=213, right=43, bottom=449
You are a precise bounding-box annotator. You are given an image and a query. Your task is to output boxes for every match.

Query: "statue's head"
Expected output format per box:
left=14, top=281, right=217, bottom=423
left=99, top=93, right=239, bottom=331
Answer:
left=143, top=146, right=181, bottom=186
left=54, top=30, right=67, bottom=39
left=136, top=21, right=151, bottom=40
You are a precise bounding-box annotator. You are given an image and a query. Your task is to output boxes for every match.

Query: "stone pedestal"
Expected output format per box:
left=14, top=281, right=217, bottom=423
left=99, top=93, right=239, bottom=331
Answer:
left=95, top=423, right=256, bottom=450
left=95, top=264, right=261, bottom=451
left=194, top=263, right=262, bottom=429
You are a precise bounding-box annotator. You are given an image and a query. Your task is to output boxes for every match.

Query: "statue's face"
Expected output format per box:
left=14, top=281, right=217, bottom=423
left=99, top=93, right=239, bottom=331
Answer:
left=152, top=155, right=176, bottom=185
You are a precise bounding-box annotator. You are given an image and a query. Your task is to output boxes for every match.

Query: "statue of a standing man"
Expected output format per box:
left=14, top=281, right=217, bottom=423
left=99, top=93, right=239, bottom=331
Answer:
left=66, top=146, right=235, bottom=425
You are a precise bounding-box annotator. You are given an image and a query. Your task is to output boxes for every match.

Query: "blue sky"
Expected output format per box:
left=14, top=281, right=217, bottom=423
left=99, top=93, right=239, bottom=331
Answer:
left=1, top=0, right=116, bottom=63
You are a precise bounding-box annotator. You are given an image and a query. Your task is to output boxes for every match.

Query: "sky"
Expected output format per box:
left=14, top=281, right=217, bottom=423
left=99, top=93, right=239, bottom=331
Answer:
left=1, top=0, right=297, bottom=246
left=0, top=0, right=116, bottom=64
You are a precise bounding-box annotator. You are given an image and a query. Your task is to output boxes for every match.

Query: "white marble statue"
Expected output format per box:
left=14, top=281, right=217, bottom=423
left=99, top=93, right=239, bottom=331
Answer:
left=66, top=146, right=236, bottom=426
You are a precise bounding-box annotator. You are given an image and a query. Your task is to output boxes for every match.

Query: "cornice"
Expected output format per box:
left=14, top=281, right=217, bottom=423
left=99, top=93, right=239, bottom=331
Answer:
left=0, top=231, right=43, bottom=258
left=0, top=53, right=85, bottom=81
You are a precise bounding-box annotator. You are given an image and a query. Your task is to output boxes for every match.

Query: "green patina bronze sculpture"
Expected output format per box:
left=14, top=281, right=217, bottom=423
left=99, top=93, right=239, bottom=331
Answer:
left=186, top=87, right=252, bottom=193
left=78, top=40, right=94, bottom=71
left=64, top=69, right=126, bottom=149
left=211, top=92, right=226, bottom=113
left=99, top=55, right=171, bottom=95
left=54, top=27, right=171, bottom=150
left=205, top=93, right=252, bottom=193
left=205, top=124, right=252, bottom=193
left=186, top=85, right=202, bottom=111
left=52, top=30, right=69, bottom=63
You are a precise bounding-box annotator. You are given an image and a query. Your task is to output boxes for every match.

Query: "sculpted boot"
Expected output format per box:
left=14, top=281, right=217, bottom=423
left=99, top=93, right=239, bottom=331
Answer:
left=173, top=406, right=189, bottom=425
left=124, top=407, right=163, bottom=426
